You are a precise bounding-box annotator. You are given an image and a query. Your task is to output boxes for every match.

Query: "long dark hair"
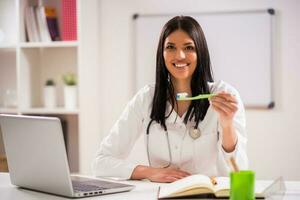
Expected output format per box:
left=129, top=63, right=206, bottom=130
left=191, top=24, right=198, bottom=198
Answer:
left=150, top=16, right=214, bottom=130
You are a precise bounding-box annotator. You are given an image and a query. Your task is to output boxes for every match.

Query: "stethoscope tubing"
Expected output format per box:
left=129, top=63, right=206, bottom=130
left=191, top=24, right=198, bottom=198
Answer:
left=146, top=118, right=205, bottom=168
left=146, top=119, right=173, bottom=168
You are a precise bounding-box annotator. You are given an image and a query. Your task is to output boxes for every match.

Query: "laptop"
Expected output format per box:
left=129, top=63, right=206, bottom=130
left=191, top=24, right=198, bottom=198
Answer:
left=0, top=114, right=135, bottom=198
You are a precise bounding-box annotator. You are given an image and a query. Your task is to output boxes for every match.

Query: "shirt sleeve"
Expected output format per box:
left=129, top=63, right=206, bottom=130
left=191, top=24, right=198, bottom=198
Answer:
left=215, top=82, right=249, bottom=176
left=92, top=86, right=150, bottom=179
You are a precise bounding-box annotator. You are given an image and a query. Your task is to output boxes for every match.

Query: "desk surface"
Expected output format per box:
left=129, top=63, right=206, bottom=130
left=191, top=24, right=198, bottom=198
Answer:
left=1, top=173, right=300, bottom=200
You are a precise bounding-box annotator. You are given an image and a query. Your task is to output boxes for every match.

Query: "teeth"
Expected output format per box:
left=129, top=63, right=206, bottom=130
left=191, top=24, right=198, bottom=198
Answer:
left=174, top=63, right=188, bottom=68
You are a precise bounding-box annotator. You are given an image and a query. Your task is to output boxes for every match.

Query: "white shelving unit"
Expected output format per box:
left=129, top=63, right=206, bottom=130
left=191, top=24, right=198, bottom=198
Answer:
left=0, top=108, right=18, bottom=114
left=20, top=41, right=79, bottom=48
left=0, top=0, right=80, bottom=172
left=20, top=108, right=79, bottom=115
left=0, top=45, right=17, bottom=49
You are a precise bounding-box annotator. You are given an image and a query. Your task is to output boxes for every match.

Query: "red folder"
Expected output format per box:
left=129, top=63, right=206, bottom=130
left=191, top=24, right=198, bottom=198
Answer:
left=61, top=0, right=77, bottom=41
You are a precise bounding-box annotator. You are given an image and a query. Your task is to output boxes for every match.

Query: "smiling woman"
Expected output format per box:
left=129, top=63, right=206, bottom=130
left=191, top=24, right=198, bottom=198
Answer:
left=163, top=30, right=197, bottom=83
left=152, top=16, right=214, bottom=126
left=92, top=16, right=248, bottom=183
left=163, top=30, right=198, bottom=117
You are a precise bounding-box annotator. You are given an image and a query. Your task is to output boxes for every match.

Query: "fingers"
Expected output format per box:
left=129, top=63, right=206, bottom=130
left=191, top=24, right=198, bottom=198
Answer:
left=161, top=169, right=191, bottom=182
left=173, top=169, right=191, bottom=176
left=212, top=100, right=238, bottom=115
left=166, top=174, right=186, bottom=181
left=170, top=172, right=189, bottom=179
left=163, top=176, right=179, bottom=183
left=210, top=91, right=238, bottom=115
left=211, top=103, right=228, bottom=116
left=148, top=167, right=191, bottom=183
left=160, top=170, right=188, bottom=180
left=214, top=91, right=237, bottom=103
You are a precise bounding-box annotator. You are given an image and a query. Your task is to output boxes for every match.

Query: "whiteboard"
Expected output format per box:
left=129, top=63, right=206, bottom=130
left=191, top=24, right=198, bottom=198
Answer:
left=133, top=10, right=275, bottom=108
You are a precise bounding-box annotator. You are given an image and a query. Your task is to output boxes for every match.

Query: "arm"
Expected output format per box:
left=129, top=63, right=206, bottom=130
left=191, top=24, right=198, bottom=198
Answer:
left=211, top=91, right=239, bottom=152
left=131, top=165, right=191, bottom=183
left=92, top=85, right=191, bottom=182
left=92, top=87, right=146, bottom=179
left=210, top=90, right=248, bottom=175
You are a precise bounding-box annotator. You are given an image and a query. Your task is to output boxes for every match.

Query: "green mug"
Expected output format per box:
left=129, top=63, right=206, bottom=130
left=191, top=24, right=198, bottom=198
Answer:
left=230, top=170, right=255, bottom=200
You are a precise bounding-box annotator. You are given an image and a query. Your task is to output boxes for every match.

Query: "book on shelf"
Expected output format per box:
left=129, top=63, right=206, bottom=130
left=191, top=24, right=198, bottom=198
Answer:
left=157, top=174, right=279, bottom=199
left=24, top=5, right=60, bottom=42
left=45, top=7, right=60, bottom=41
left=35, top=6, right=51, bottom=42
left=25, top=6, right=40, bottom=42
left=61, top=0, right=77, bottom=41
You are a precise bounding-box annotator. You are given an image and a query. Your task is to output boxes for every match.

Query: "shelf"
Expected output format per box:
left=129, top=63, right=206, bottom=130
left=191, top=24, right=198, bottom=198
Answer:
left=19, top=41, right=79, bottom=48
left=20, top=107, right=79, bottom=115
left=0, top=0, right=81, bottom=173
left=0, top=44, right=17, bottom=49
left=0, top=108, right=18, bottom=114
left=0, top=107, right=79, bottom=115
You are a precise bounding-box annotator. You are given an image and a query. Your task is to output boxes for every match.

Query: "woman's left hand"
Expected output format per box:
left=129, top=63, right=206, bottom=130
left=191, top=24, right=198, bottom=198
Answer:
left=210, top=91, right=238, bottom=128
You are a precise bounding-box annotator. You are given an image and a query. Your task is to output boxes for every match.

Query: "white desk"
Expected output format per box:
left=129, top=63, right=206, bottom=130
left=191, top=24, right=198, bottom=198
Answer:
left=1, top=173, right=300, bottom=199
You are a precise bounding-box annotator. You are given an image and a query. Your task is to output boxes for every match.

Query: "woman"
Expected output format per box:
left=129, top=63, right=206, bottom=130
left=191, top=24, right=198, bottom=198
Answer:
left=92, top=16, right=248, bottom=183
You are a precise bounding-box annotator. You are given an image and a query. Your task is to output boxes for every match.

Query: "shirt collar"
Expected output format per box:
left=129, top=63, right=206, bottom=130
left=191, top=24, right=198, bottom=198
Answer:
left=165, top=101, right=187, bottom=125
left=165, top=100, right=215, bottom=128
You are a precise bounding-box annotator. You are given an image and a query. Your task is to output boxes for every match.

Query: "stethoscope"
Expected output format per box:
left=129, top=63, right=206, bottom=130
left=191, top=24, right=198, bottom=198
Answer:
left=146, top=119, right=201, bottom=168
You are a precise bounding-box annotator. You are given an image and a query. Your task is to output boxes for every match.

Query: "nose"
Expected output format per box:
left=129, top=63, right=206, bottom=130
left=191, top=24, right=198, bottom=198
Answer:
left=175, top=49, right=186, bottom=60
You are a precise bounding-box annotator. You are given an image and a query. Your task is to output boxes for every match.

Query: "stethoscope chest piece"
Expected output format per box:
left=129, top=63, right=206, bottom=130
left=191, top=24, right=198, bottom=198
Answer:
left=189, top=128, right=201, bottom=140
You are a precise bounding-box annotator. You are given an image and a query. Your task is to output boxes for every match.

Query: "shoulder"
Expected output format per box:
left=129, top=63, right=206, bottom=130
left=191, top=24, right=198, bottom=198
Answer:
left=129, top=84, right=154, bottom=110
left=208, top=80, right=240, bottom=96
left=135, top=84, right=155, bottom=100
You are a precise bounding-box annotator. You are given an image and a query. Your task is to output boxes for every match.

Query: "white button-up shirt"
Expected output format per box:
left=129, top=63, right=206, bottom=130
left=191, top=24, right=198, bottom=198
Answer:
left=92, top=81, right=248, bottom=179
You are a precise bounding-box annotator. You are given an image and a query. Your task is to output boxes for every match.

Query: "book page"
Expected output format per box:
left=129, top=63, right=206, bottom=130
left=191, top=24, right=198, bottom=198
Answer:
left=159, top=174, right=213, bottom=198
left=213, top=177, right=230, bottom=197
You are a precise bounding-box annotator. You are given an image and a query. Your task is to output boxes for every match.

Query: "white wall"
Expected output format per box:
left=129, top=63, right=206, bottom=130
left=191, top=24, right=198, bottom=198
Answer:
left=78, top=0, right=103, bottom=175
left=81, top=0, right=300, bottom=181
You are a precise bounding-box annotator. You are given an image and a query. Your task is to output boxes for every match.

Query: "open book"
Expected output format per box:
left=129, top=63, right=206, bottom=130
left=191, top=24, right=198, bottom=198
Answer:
left=158, top=174, right=283, bottom=199
left=158, top=175, right=230, bottom=199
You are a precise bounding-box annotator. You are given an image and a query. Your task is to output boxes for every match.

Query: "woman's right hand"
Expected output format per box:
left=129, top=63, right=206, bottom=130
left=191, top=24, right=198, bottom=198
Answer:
left=147, top=167, right=191, bottom=183
left=131, top=165, right=191, bottom=183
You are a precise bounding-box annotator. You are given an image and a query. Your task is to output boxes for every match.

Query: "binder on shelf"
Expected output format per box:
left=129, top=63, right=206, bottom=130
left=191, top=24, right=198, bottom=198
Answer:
left=45, top=7, right=60, bottom=41
left=25, top=6, right=40, bottom=42
left=35, top=6, right=51, bottom=42
left=24, top=5, right=61, bottom=42
left=61, top=0, right=77, bottom=41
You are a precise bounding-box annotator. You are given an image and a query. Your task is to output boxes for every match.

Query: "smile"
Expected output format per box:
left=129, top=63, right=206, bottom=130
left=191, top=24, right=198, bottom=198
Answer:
left=173, top=63, right=190, bottom=68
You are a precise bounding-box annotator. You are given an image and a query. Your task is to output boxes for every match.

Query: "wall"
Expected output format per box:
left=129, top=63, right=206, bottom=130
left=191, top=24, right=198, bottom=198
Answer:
left=81, top=0, right=300, bottom=180
left=78, top=0, right=103, bottom=175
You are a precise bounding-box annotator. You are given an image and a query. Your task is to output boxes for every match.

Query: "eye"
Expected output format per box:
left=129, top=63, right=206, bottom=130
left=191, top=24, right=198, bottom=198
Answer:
left=165, top=45, right=175, bottom=50
left=185, top=45, right=195, bottom=51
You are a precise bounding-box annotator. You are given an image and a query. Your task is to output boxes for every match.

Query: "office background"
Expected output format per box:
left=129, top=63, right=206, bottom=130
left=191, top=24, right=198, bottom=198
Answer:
left=1, top=0, right=300, bottom=180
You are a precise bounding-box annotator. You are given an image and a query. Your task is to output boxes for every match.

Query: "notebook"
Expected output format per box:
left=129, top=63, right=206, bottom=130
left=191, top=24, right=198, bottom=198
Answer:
left=0, top=114, right=135, bottom=198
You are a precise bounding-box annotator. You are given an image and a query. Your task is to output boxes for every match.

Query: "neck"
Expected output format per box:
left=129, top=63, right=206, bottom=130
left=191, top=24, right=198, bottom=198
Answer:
left=171, top=77, right=192, bottom=95
left=171, top=77, right=192, bottom=117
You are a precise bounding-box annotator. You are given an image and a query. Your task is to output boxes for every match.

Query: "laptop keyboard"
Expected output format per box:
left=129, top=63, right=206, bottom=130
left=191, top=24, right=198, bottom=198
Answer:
left=72, top=179, right=130, bottom=192
left=72, top=180, right=107, bottom=192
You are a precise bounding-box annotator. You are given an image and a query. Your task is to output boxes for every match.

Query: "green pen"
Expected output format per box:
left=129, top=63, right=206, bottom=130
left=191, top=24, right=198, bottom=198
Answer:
left=176, top=92, right=216, bottom=101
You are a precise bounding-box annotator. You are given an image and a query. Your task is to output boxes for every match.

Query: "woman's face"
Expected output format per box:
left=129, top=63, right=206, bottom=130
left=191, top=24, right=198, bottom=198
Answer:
left=163, top=30, right=197, bottom=83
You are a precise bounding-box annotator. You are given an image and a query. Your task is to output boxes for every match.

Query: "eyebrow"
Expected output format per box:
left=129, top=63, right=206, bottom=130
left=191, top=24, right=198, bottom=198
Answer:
left=183, top=42, right=194, bottom=46
left=165, top=42, right=175, bottom=45
left=165, top=42, right=195, bottom=46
